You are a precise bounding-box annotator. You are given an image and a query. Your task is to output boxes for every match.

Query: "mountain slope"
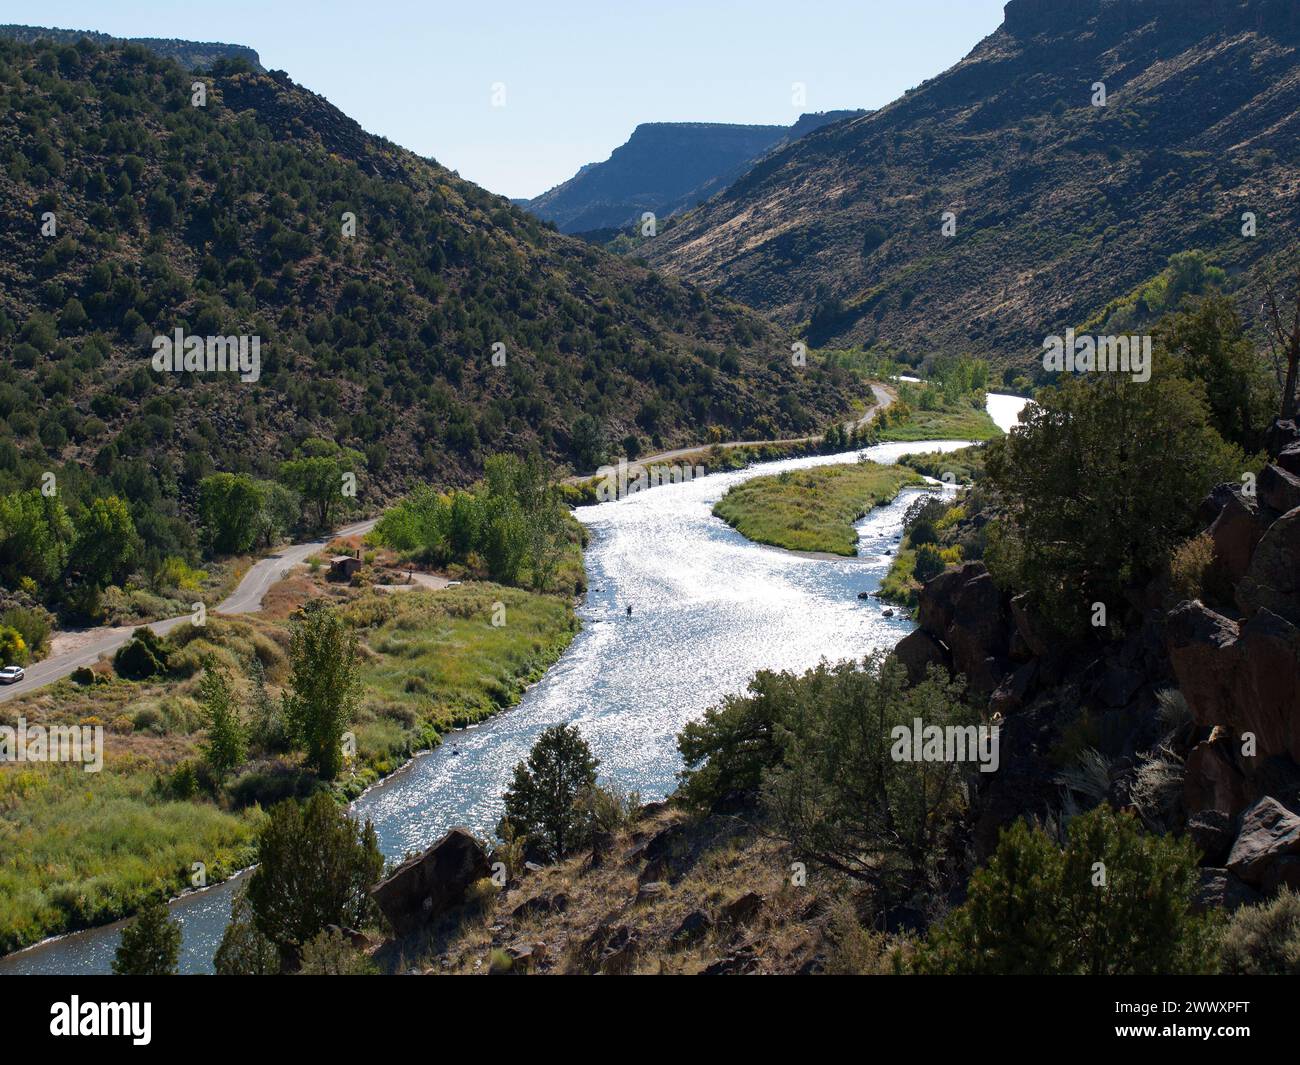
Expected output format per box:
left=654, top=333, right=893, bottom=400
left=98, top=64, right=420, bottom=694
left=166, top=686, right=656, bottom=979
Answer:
left=0, top=36, right=860, bottom=563
left=0, top=24, right=263, bottom=70
left=644, top=0, right=1300, bottom=370
left=526, top=113, right=864, bottom=235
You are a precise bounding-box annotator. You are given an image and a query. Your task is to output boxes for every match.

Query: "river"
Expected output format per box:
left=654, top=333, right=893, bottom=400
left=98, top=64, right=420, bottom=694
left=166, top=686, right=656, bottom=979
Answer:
left=0, top=394, right=1026, bottom=975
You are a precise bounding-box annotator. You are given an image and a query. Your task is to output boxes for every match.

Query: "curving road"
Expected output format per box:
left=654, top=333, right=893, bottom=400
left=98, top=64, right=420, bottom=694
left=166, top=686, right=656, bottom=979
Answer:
left=0, top=517, right=378, bottom=705
left=567, top=382, right=896, bottom=480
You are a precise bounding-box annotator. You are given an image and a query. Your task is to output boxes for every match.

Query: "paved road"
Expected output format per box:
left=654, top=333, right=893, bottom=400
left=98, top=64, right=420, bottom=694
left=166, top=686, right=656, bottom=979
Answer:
left=0, top=516, right=378, bottom=705
left=567, top=382, right=896, bottom=480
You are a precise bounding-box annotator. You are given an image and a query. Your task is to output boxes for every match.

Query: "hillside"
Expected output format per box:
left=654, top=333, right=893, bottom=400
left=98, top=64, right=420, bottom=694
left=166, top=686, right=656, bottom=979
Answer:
left=0, top=24, right=263, bottom=70
left=0, top=36, right=863, bottom=567
left=644, top=0, right=1300, bottom=371
left=525, top=113, right=864, bottom=235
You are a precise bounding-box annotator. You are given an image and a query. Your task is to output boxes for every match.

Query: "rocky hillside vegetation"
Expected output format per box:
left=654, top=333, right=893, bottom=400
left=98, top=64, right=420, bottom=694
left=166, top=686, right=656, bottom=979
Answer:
left=645, top=0, right=1300, bottom=371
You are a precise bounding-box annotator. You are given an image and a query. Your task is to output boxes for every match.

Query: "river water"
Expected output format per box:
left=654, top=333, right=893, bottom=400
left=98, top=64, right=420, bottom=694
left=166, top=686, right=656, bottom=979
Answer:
left=1, top=394, right=1025, bottom=975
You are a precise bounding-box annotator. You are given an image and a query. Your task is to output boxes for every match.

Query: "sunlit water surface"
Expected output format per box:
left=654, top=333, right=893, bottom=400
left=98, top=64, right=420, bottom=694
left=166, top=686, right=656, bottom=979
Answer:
left=2, top=396, right=1025, bottom=974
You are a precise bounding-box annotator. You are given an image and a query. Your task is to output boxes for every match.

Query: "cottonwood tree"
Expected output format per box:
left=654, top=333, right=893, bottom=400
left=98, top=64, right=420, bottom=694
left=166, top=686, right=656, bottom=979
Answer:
left=199, top=660, right=246, bottom=781
left=283, top=599, right=360, bottom=779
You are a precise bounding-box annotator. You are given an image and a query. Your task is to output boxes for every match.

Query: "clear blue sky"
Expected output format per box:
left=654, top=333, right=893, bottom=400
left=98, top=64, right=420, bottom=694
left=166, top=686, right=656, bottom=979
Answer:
left=5, top=0, right=1009, bottom=199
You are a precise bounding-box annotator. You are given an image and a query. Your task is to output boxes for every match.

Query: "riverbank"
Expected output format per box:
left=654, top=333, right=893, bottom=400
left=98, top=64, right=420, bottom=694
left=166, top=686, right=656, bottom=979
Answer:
left=711, top=462, right=926, bottom=556
left=0, top=569, right=581, bottom=955
left=2, top=402, right=1025, bottom=974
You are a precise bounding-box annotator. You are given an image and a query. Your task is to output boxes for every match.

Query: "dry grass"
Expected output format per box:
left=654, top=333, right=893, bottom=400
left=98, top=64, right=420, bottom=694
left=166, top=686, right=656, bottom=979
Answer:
left=386, top=807, right=905, bottom=976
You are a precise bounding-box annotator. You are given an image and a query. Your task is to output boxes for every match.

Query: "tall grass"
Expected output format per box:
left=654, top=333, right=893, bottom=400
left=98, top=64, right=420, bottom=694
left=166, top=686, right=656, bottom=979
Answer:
left=0, top=763, right=261, bottom=953
left=713, top=462, right=923, bottom=555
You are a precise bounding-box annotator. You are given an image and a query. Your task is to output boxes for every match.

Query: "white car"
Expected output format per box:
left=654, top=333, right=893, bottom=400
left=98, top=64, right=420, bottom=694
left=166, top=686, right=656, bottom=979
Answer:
left=0, top=665, right=25, bottom=684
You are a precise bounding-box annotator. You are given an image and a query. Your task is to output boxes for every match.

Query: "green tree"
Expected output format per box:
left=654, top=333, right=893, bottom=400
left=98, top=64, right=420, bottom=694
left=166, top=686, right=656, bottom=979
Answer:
left=245, top=793, right=383, bottom=966
left=0, top=626, right=28, bottom=666
left=677, top=669, right=796, bottom=810
left=916, top=804, right=1216, bottom=975
left=571, top=414, right=607, bottom=470
left=279, top=439, right=363, bottom=530
left=283, top=600, right=360, bottom=779
left=985, top=368, right=1242, bottom=634
left=112, top=898, right=182, bottom=975
left=199, top=472, right=264, bottom=554
left=69, top=495, right=139, bottom=588
left=500, top=724, right=599, bottom=862
left=113, top=626, right=170, bottom=679
left=213, top=885, right=279, bottom=976
left=1155, top=293, right=1272, bottom=452
left=0, top=488, right=74, bottom=590
left=912, top=542, right=945, bottom=583
left=763, top=654, right=972, bottom=897
left=199, top=661, right=246, bottom=781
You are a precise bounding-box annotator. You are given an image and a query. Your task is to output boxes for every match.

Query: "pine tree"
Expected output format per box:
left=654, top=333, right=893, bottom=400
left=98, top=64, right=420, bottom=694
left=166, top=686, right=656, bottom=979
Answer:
left=501, top=724, right=599, bottom=861
left=112, top=899, right=182, bottom=975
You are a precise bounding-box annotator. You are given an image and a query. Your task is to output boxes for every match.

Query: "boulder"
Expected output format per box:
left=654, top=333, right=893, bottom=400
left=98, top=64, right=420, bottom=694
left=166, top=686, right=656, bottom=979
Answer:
left=370, top=827, right=491, bottom=936
left=1259, top=464, right=1300, bottom=516
left=1096, top=663, right=1143, bottom=708
left=1197, top=481, right=1240, bottom=527
left=1277, top=442, right=1300, bottom=478
left=672, top=909, right=713, bottom=944
left=990, top=660, right=1037, bottom=716
left=1186, top=809, right=1234, bottom=866
left=1208, top=487, right=1266, bottom=585
left=1263, top=856, right=1300, bottom=894
left=1166, top=601, right=1242, bottom=731
left=1009, top=593, right=1052, bottom=658
left=1237, top=506, right=1300, bottom=624
left=636, top=881, right=668, bottom=903
left=917, top=563, right=983, bottom=640
left=323, top=925, right=373, bottom=951
left=509, top=892, right=568, bottom=921
left=1192, top=868, right=1263, bottom=914
left=1170, top=600, right=1300, bottom=768
left=893, top=628, right=950, bottom=685
left=1265, top=418, right=1300, bottom=458
left=946, top=571, right=1009, bottom=695
left=720, top=891, right=764, bottom=926
left=1184, top=729, right=1248, bottom=816
left=1226, top=797, right=1300, bottom=887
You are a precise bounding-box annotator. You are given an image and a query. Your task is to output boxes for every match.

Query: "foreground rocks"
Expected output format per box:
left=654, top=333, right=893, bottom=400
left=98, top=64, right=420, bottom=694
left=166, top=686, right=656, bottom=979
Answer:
left=370, top=827, right=491, bottom=936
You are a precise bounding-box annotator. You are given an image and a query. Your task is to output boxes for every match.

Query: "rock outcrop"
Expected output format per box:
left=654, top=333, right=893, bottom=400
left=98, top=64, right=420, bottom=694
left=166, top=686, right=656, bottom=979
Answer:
left=370, top=828, right=491, bottom=937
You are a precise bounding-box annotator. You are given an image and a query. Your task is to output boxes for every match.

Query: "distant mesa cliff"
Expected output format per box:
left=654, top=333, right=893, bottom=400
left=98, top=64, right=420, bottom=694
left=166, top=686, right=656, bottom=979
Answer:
left=643, top=0, right=1300, bottom=366
left=0, top=24, right=263, bottom=70
left=524, top=112, right=865, bottom=235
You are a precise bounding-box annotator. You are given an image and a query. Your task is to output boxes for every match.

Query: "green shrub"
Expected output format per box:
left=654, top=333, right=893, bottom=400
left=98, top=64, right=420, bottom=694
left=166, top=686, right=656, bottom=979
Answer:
left=297, top=927, right=377, bottom=975
left=114, top=626, right=170, bottom=679
left=111, top=898, right=181, bottom=975
left=1219, top=888, right=1300, bottom=975
left=912, top=543, right=945, bottom=583
left=916, top=805, right=1216, bottom=974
